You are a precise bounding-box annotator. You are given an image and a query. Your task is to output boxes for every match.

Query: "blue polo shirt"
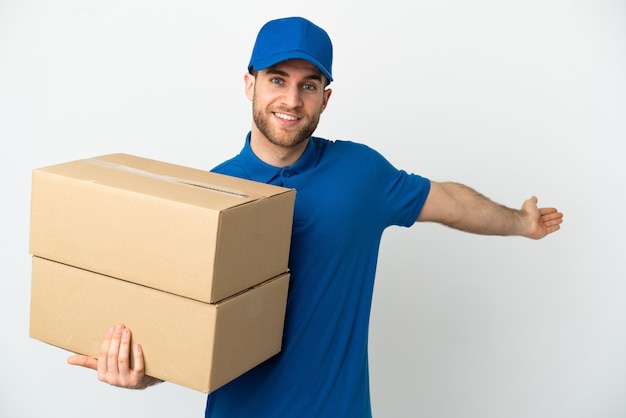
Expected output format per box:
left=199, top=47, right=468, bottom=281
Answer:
left=205, top=134, right=430, bottom=418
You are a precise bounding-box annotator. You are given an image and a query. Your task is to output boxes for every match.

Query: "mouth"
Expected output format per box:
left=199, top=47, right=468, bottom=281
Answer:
left=274, top=112, right=300, bottom=122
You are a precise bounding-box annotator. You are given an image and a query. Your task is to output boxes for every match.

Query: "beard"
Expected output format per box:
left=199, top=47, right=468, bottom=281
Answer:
left=252, top=97, right=321, bottom=150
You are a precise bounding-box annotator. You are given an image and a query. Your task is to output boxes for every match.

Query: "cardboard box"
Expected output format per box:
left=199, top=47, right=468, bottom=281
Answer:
left=29, top=153, right=295, bottom=303
left=29, top=256, right=290, bottom=393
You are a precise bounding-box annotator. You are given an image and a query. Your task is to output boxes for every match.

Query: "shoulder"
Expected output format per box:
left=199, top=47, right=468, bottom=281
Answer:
left=312, top=137, right=373, bottom=151
left=311, top=137, right=384, bottom=162
left=211, top=155, right=247, bottom=178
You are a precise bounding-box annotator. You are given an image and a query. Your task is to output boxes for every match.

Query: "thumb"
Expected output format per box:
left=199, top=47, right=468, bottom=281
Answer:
left=525, top=195, right=538, bottom=207
left=67, top=354, right=98, bottom=371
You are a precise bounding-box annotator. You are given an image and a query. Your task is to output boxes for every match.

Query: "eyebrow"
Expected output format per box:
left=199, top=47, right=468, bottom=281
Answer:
left=265, top=67, right=324, bottom=83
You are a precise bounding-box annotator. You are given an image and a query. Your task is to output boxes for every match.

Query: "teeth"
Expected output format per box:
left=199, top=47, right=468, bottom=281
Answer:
left=275, top=112, right=298, bottom=121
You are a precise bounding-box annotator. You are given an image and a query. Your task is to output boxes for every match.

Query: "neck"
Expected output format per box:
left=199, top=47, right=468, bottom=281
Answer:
left=249, top=127, right=309, bottom=168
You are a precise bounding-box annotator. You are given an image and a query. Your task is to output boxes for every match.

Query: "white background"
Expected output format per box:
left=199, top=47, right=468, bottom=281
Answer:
left=2, top=1, right=625, bottom=417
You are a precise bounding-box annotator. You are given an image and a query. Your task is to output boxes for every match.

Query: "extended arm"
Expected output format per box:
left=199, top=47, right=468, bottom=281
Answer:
left=417, top=181, right=563, bottom=239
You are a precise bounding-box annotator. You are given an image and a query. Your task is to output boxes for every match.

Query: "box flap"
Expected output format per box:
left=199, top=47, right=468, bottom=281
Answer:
left=35, top=153, right=293, bottom=211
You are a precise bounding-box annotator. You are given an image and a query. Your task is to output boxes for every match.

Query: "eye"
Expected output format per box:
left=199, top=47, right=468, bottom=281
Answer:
left=270, top=77, right=284, bottom=85
left=302, top=83, right=317, bottom=91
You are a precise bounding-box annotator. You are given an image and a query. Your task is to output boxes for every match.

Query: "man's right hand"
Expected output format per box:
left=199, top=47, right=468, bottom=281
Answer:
left=67, top=324, right=161, bottom=389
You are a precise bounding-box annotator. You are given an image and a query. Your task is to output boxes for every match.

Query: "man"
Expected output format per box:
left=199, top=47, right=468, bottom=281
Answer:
left=68, top=16, right=563, bottom=417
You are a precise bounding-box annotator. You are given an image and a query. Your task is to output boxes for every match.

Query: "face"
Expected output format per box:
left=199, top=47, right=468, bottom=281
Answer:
left=246, top=59, right=332, bottom=152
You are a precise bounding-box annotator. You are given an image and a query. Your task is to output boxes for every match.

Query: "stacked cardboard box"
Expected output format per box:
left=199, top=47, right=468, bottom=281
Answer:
left=28, top=153, right=296, bottom=393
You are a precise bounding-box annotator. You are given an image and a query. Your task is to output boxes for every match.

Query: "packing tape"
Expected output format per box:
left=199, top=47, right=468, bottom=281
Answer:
left=85, top=158, right=249, bottom=198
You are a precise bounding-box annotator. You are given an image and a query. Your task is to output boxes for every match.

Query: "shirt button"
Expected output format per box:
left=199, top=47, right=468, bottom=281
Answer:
left=283, top=170, right=292, bottom=178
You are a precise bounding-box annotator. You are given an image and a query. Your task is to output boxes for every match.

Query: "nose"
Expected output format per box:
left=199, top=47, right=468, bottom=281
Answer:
left=281, top=84, right=303, bottom=108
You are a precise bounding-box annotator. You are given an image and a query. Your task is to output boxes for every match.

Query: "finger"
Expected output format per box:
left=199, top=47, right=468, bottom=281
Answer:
left=97, top=326, right=115, bottom=380
left=541, top=211, right=563, bottom=233
left=540, top=211, right=563, bottom=224
left=545, top=214, right=563, bottom=224
left=67, top=354, right=98, bottom=370
left=521, top=196, right=538, bottom=211
left=545, top=223, right=561, bottom=234
left=117, top=327, right=133, bottom=384
left=538, top=207, right=559, bottom=216
left=107, top=324, right=124, bottom=377
left=131, top=343, right=146, bottom=381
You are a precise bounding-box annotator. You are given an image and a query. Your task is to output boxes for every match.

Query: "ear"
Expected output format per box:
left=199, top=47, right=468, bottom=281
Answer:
left=244, top=73, right=255, bottom=101
left=320, top=88, right=332, bottom=113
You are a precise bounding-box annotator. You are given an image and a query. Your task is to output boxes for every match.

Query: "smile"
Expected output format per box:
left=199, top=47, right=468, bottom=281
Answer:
left=274, top=112, right=299, bottom=121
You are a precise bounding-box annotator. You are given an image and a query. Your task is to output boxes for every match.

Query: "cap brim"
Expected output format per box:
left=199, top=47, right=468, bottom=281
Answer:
left=249, top=51, right=333, bottom=82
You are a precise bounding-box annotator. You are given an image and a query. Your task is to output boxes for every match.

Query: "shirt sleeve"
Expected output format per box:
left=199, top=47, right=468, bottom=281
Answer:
left=367, top=146, right=431, bottom=228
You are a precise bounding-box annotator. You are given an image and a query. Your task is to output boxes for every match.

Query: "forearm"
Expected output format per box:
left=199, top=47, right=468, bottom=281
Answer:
left=423, top=182, right=527, bottom=236
left=456, top=184, right=524, bottom=235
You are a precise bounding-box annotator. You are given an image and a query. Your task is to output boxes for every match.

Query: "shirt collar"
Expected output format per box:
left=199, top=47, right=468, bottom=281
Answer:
left=239, top=132, right=318, bottom=184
